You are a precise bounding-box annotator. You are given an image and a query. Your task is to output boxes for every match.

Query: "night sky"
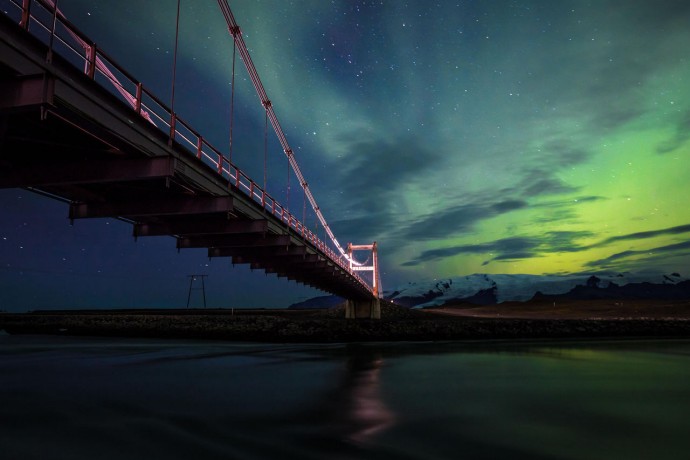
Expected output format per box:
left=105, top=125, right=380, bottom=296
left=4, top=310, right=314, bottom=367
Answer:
left=1, top=0, right=689, bottom=310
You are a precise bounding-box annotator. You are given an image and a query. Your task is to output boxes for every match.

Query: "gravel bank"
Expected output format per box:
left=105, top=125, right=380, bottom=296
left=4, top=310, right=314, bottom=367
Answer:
left=2, top=303, right=689, bottom=342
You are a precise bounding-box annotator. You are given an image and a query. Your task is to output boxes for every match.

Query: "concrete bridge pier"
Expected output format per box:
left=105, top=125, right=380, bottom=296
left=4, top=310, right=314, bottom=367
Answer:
left=345, top=298, right=381, bottom=319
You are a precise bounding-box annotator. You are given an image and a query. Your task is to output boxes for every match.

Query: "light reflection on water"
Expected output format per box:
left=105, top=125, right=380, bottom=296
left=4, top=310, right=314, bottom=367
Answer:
left=1, top=335, right=689, bottom=459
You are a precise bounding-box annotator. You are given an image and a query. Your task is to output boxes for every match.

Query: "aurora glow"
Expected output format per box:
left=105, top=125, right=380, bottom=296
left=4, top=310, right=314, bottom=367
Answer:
left=1, top=0, right=689, bottom=309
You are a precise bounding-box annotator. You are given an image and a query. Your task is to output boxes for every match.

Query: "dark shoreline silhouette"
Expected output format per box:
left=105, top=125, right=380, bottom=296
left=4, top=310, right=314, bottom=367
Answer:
left=2, top=300, right=689, bottom=342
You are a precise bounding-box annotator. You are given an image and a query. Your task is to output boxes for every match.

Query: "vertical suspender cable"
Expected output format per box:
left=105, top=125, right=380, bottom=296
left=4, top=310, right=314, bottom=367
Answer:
left=286, top=154, right=290, bottom=219
left=169, top=0, right=181, bottom=142
left=47, top=0, right=60, bottom=64
left=264, top=108, right=268, bottom=191
left=229, top=36, right=236, bottom=164
left=302, top=184, right=306, bottom=234
left=303, top=189, right=307, bottom=235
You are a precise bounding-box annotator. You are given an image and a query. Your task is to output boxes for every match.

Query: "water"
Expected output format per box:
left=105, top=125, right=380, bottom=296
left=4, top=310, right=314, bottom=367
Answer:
left=1, top=334, right=689, bottom=459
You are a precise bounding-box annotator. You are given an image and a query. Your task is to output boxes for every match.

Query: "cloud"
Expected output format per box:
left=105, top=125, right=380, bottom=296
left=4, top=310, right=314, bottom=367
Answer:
left=326, top=134, right=444, bottom=242
left=542, top=231, right=596, bottom=253
left=398, top=200, right=528, bottom=242
left=396, top=192, right=609, bottom=265
left=338, top=134, right=434, bottom=208
left=585, top=240, right=690, bottom=270
left=402, top=236, right=538, bottom=267
left=540, top=141, right=591, bottom=169
left=656, top=110, right=690, bottom=154
left=403, top=230, right=594, bottom=266
left=498, top=142, right=592, bottom=200
left=492, top=200, right=528, bottom=213
left=521, top=175, right=580, bottom=197
left=592, top=223, right=690, bottom=248
left=527, top=196, right=607, bottom=224
left=328, top=214, right=392, bottom=247
left=411, top=222, right=690, bottom=271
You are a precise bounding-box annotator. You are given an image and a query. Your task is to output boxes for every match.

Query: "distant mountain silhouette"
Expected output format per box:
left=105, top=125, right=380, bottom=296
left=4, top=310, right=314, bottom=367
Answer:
left=532, top=278, right=690, bottom=302
left=290, top=273, right=690, bottom=309
left=387, top=272, right=690, bottom=308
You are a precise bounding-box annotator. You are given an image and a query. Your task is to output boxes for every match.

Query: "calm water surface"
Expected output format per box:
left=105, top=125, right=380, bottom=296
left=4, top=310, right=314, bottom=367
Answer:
left=1, top=334, right=689, bottom=459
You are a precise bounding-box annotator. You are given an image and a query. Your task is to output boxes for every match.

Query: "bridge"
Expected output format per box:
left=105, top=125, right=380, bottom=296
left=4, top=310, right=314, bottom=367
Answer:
left=0, top=0, right=382, bottom=318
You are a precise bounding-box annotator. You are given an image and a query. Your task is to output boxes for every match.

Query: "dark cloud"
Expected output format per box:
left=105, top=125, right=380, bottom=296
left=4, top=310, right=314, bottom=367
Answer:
left=581, top=67, right=650, bottom=132
left=589, top=107, right=647, bottom=132
left=529, top=196, right=607, bottom=224
left=540, top=141, right=591, bottom=169
left=491, top=251, right=539, bottom=261
left=401, top=205, right=498, bottom=241
left=516, top=1, right=688, bottom=140
left=491, top=200, right=528, bottom=213
left=628, top=0, right=690, bottom=26
left=324, top=134, right=443, bottom=242
left=543, top=231, right=595, bottom=253
left=508, top=142, right=592, bottom=199
left=338, top=134, right=436, bottom=202
left=585, top=240, right=690, bottom=270
left=326, top=128, right=592, bottom=250
left=532, top=208, right=578, bottom=224
left=329, top=214, right=391, bottom=247
left=521, top=175, right=580, bottom=197
left=397, top=191, right=607, bottom=262
left=403, top=231, right=594, bottom=266
left=399, top=200, right=528, bottom=241
left=592, top=223, right=690, bottom=248
left=656, top=110, right=690, bottom=154
left=402, top=236, right=538, bottom=267
left=535, top=196, right=607, bottom=209
left=516, top=196, right=606, bottom=224
left=571, top=196, right=607, bottom=204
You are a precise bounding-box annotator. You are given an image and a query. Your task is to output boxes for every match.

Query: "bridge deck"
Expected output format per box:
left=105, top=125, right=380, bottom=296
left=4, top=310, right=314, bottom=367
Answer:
left=0, top=9, right=374, bottom=301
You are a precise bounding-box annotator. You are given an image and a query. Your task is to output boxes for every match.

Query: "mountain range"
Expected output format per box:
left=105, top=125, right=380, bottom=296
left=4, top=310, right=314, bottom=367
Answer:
left=289, top=272, right=690, bottom=309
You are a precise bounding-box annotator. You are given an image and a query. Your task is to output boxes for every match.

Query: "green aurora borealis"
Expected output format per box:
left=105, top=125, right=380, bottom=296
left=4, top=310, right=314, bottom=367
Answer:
left=1, top=0, right=689, bottom=307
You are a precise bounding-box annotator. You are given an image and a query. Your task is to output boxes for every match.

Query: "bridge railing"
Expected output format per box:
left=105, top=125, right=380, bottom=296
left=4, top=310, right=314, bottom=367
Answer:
left=3, top=0, right=372, bottom=292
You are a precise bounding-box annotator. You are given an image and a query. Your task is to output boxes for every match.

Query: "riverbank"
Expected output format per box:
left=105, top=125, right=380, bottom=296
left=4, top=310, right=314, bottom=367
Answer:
left=2, top=300, right=690, bottom=342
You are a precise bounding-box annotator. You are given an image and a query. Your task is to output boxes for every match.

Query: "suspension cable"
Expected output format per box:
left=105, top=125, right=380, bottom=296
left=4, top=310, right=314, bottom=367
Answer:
left=215, top=0, right=363, bottom=265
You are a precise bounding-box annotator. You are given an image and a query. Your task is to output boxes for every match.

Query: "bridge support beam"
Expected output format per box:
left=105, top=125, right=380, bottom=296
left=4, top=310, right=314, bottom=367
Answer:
left=345, top=298, right=381, bottom=320
left=70, top=195, right=234, bottom=219
left=134, top=219, right=266, bottom=237
left=0, top=73, right=54, bottom=111
left=0, top=157, right=176, bottom=189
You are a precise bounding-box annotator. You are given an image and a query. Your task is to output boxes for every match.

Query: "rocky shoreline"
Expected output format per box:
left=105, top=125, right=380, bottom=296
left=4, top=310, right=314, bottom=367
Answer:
left=2, top=303, right=690, bottom=342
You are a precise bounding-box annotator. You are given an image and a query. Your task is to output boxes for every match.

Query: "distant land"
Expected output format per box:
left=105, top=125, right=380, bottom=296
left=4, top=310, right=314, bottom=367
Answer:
left=289, top=272, right=690, bottom=309
left=3, top=271, right=689, bottom=342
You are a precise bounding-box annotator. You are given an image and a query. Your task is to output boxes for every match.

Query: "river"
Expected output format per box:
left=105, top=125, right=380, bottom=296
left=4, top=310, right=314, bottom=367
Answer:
left=1, top=334, right=689, bottom=459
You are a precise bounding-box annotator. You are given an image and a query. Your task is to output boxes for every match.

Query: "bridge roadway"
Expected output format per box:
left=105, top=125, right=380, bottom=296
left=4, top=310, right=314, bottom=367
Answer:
left=0, top=7, right=378, bottom=308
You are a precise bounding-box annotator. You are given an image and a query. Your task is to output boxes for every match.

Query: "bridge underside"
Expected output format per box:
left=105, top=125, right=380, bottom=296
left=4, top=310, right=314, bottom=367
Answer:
left=0, top=12, right=374, bottom=302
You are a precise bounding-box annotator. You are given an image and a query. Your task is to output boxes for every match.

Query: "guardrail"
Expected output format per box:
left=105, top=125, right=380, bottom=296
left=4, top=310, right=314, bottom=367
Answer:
left=2, top=0, right=373, bottom=294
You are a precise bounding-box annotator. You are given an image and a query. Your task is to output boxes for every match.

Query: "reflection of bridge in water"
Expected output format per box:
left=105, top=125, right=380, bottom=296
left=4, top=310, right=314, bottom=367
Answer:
left=0, top=0, right=381, bottom=317
left=297, top=345, right=396, bottom=446
left=336, top=346, right=395, bottom=444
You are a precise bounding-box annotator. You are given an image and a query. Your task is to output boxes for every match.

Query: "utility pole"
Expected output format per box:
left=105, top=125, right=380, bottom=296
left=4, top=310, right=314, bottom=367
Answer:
left=186, top=274, right=207, bottom=308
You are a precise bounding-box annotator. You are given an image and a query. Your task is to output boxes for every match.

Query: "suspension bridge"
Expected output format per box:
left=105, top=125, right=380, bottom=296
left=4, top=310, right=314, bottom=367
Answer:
left=0, top=0, right=382, bottom=318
